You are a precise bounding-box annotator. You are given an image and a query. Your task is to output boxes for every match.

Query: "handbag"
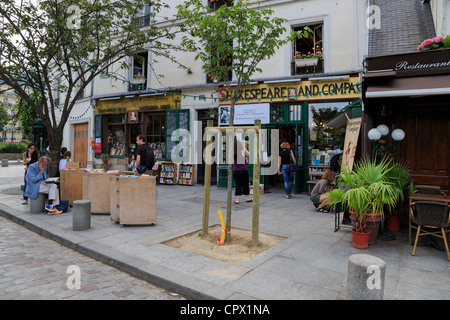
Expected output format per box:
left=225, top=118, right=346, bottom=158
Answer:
left=289, top=152, right=298, bottom=172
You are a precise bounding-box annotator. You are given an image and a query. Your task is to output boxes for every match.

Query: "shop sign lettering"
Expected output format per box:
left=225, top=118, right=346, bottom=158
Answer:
left=219, top=79, right=360, bottom=104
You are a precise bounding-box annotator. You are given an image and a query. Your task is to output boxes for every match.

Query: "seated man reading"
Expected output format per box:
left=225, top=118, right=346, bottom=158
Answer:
left=24, top=156, right=62, bottom=214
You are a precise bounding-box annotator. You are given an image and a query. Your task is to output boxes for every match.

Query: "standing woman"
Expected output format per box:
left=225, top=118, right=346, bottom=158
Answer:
left=233, top=140, right=252, bottom=204
left=278, top=142, right=296, bottom=199
left=22, top=143, right=39, bottom=204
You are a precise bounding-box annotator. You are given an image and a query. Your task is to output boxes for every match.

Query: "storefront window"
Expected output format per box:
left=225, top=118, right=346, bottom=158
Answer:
left=106, top=116, right=126, bottom=157
left=146, top=113, right=165, bottom=159
left=271, top=104, right=284, bottom=122
left=289, top=104, right=302, bottom=122
left=308, top=101, right=350, bottom=166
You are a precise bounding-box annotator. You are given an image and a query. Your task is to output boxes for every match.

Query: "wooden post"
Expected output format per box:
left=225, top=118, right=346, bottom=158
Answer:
left=202, top=120, right=214, bottom=236
left=251, top=120, right=261, bottom=247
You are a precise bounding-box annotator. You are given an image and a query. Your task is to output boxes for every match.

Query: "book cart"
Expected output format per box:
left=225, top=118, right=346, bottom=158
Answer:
left=178, top=163, right=195, bottom=186
left=159, top=162, right=177, bottom=184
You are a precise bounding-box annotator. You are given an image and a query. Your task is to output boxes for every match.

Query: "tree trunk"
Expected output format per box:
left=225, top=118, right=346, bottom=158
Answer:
left=225, top=98, right=235, bottom=242
left=48, top=130, right=63, bottom=177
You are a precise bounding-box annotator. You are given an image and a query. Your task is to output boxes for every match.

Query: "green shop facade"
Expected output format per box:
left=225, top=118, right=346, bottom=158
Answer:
left=217, top=75, right=362, bottom=193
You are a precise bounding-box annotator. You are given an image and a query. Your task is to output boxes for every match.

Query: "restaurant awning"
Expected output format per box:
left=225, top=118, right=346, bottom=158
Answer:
left=365, top=74, right=450, bottom=98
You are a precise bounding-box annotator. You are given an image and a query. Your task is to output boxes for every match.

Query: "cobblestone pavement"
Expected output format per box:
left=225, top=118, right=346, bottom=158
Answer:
left=0, top=216, right=187, bottom=300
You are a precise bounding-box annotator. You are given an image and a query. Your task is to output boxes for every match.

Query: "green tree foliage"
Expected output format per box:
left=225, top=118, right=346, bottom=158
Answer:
left=177, top=0, right=311, bottom=241
left=0, top=103, right=8, bottom=132
left=0, top=0, right=185, bottom=174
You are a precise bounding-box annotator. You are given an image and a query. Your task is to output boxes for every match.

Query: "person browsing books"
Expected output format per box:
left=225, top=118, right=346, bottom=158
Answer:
left=134, top=135, right=155, bottom=174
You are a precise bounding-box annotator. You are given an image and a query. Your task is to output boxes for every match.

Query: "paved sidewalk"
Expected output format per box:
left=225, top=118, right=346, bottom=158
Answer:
left=0, top=165, right=449, bottom=300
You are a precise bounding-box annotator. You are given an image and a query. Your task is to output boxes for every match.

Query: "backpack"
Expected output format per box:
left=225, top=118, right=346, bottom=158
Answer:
left=143, top=145, right=155, bottom=170
left=330, top=153, right=342, bottom=173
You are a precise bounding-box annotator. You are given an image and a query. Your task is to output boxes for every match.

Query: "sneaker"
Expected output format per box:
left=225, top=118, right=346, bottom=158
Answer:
left=22, top=199, right=28, bottom=204
left=285, top=194, right=291, bottom=199
left=45, top=205, right=62, bottom=215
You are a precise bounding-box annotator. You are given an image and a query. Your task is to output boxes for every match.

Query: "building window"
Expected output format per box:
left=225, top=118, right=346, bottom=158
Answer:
left=206, top=41, right=233, bottom=83
left=129, top=52, right=148, bottom=91
left=208, top=0, right=233, bottom=11
left=136, top=5, right=151, bottom=27
left=292, top=23, right=324, bottom=75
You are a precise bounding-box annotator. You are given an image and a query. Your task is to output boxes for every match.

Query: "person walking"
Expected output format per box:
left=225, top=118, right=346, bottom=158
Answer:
left=278, top=142, right=296, bottom=199
left=233, top=141, right=252, bottom=204
left=310, top=170, right=337, bottom=212
left=22, top=143, right=39, bottom=204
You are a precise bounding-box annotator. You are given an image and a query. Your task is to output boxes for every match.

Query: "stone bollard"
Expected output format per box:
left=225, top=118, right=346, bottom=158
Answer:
left=72, top=200, right=91, bottom=231
left=29, top=193, right=47, bottom=214
left=1, top=159, right=8, bottom=167
left=346, top=254, right=386, bottom=300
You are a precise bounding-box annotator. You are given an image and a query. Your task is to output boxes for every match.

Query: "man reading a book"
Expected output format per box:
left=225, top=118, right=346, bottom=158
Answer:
left=24, top=156, right=61, bottom=214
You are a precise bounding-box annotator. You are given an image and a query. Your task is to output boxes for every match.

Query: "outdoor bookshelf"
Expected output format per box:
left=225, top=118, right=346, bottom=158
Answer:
left=178, top=164, right=195, bottom=186
left=160, top=162, right=177, bottom=184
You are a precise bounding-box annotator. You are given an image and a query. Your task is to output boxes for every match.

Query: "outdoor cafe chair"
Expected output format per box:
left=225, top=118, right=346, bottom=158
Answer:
left=410, top=201, right=450, bottom=261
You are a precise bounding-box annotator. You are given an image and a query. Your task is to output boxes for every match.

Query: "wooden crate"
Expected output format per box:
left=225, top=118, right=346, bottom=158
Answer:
left=82, top=172, right=119, bottom=214
left=110, top=175, right=156, bottom=225
left=60, top=169, right=84, bottom=205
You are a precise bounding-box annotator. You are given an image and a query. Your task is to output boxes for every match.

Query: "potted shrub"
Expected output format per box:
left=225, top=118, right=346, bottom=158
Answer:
left=384, top=161, right=413, bottom=233
left=327, top=157, right=402, bottom=249
left=294, top=50, right=323, bottom=67
left=100, top=153, right=110, bottom=164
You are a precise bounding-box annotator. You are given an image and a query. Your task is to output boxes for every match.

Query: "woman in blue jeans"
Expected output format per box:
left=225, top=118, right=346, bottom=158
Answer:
left=278, top=142, right=296, bottom=199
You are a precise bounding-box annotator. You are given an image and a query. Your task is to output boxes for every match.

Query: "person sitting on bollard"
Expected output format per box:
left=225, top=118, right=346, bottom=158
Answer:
left=310, top=170, right=336, bottom=213
left=24, top=156, right=62, bottom=214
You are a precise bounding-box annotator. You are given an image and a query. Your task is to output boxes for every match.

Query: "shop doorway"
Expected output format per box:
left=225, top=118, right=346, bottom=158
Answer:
left=264, top=124, right=298, bottom=191
left=127, top=125, right=141, bottom=158
left=73, top=122, right=89, bottom=168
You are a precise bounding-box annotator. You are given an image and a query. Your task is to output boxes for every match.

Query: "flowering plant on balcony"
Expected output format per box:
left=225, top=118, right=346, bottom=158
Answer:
left=294, top=50, right=323, bottom=60
left=417, top=36, right=444, bottom=51
left=133, top=74, right=146, bottom=80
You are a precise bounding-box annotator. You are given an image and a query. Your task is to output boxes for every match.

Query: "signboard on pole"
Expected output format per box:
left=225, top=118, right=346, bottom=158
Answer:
left=342, top=117, right=362, bottom=172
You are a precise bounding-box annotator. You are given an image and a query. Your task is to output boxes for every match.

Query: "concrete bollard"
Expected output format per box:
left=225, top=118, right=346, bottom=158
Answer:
left=72, top=200, right=91, bottom=231
left=346, top=254, right=386, bottom=300
left=1, top=159, right=8, bottom=167
left=29, top=193, right=47, bottom=214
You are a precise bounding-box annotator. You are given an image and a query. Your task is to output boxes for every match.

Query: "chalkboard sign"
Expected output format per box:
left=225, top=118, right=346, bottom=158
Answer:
left=179, top=110, right=189, bottom=130
left=166, top=111, right=177, bottom=136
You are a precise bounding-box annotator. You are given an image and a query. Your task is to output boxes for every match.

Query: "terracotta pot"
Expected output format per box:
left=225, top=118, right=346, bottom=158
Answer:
left=102, top=159, right=108, bottom=164
left=350, top=210, right=382, bottom=245
left=386, top=217, right=401, bottom=233
left=352, top=229, right=371, bottom=250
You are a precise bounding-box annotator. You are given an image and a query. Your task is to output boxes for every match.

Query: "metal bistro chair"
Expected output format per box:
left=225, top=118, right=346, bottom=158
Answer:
left=408, top=187, right=447, bottom=245
left=410, top=201, right=450, bottom=261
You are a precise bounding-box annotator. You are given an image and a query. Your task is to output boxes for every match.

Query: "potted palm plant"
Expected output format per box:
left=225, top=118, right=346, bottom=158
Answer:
left=384, top=161, right=413, bottom=232
left=327, top=157, right=402, bottom=249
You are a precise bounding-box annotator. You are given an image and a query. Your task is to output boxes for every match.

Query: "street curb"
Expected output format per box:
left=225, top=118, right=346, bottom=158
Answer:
left=0, top=205, right=219, bottom=300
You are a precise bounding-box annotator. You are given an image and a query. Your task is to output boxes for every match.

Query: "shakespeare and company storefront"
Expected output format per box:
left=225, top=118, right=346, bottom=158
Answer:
left=94, top=92, right=187, bottom=163
left=218, top=75, right=361, bottom=193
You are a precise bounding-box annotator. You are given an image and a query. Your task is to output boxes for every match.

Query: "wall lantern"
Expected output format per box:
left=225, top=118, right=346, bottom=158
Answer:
left=368, top=124, right=405, bottom=157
